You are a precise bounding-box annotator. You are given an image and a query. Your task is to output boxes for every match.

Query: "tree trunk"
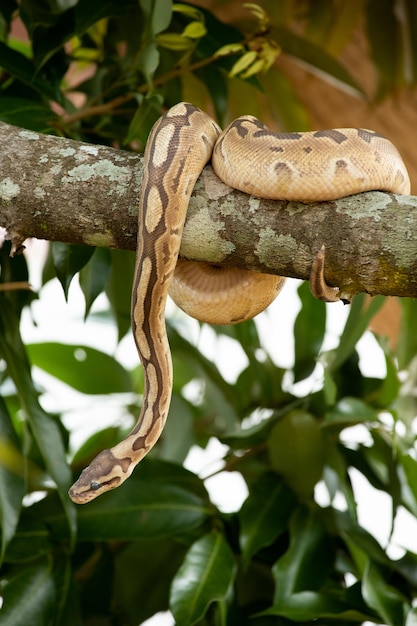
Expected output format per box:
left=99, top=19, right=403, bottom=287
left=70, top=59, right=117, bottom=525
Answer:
left=0, top=121, right=416, bottom=300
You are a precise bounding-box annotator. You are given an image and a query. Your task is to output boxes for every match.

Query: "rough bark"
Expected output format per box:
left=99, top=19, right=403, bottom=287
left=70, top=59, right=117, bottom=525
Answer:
left=0, top=121, right=416, bottom=300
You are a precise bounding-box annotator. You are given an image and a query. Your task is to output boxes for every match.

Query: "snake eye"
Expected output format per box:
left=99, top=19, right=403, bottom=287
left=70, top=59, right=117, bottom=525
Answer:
left=90, top=481, right=101, bottom=491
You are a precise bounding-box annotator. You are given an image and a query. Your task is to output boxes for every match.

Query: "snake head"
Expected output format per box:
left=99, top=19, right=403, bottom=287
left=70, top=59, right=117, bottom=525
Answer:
left=68, top=449, right=132, bottom=504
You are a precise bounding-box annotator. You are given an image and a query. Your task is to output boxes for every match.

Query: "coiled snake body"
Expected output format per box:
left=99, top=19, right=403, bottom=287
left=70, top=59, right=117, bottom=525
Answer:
left=69, top=102, right=410, bottom=503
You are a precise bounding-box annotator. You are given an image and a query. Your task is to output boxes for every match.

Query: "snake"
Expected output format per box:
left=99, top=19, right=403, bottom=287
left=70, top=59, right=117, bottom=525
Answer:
left=68, top=102, right=410, bottom=504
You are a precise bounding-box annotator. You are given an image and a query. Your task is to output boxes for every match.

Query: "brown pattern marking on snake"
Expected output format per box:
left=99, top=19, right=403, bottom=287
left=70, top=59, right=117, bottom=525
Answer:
left=228, top=117, right=250, bottom=139
left=335, top=159, right=348, bottom=170
left=313, top=129, right=348, bottom=144
left=357, top=129, right=385, bottom=143
left=230, top=116, right=304, bottom=141
left=274, top=162, right=294, bottom=176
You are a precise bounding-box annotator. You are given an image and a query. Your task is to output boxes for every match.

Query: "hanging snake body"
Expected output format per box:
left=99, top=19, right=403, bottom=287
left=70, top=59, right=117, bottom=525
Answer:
left=69, top=102, right=410, bottom=503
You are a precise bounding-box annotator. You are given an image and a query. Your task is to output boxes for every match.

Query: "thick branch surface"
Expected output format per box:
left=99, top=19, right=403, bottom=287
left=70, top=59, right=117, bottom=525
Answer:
left=0, top=121, right=416, bottom=299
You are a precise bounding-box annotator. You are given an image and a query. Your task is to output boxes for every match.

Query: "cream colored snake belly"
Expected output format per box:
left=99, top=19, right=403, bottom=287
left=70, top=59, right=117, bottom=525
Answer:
left=69, top=102, right=410, bottom=503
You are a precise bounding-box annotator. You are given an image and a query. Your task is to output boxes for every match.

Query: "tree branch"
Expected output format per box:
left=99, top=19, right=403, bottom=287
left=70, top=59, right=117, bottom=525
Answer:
left=0, top=121, right=416, bottom=299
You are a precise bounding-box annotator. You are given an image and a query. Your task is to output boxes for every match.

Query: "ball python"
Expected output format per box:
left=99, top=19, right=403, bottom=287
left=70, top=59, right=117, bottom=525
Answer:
left=69, top=102, right=410, bottom=503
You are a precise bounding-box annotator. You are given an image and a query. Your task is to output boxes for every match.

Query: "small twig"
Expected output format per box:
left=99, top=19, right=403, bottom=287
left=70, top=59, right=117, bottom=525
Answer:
left=0, top=281, right=32, bottom=292
left=59, top=93, right=133, bottom=126
left=58, top=34, right=258, bottom=128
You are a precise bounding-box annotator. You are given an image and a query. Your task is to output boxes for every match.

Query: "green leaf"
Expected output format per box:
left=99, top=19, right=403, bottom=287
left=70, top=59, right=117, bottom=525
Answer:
left=170, top=531, right=236, bottom=626
left=78, top=247, right=112, bottom=318
left=263, top=589, right=374, bottom=622
left=50, top=555, right=80, bottom=626
left=172, top=3, right=205, bottom=21
left=239, top=472, right=297, bottom=567
left=362, top=560, right=406, bottom=626
left=271, top=26, right=363, bottom=96
left=70, top=426, right=125, bottom=467
left=2, top=513, right=50, bottom=565
left=141, top=0, right=172, bottom=36
left=113, top=536, right=188, bottom=625
left=323, top=366, right=337, bottom=405
left=27, top=342, right=133, bottom=394
left=26, top=406, right=75, bottom=530
left=0, top=248, right=76, bottom=542
left=157, top=393, right=195, bottom=463
left=0, top=561, right=56, bottom=626
left=0, top=40, right=60, bottom=101
left=74, top=0, right=139, bottom=35
left=182, top=21, right=206, bottom=39
left=106, top=248, right=136, bottom=340
left=0, top=3, right=15, bottom=42
left=229, top=50, right=257, bottom=77
left=365, top=0, right=402, bottom=97
left=374, top=337, right=400, bottom=407
left=273, top=507, right=332, bottom=601
left=51, top=242, right=95, bottom=300
left=324, top=396, right=379, bottom=429
left=124, top=93, right=163, bottom=145
left=336, top=509, right=393, bottom=573
left=0, top=396, right=26, bottom=564
left=30, top=12, right=76, bottom=71
left=157, top=32, right=194, bottom=50
left=325, top=444, right=358, bottom=520
left=25, top=0, right=139, bottom=71
left=139, top=0, right=172, bottom=83
left=398, top=453, right=417, bottom=517
left=30, top=0, right=140, bottom=73
left=54, top=462, right=212, bottom=541
left=397, top=298, right=417, bottom=369
left=406, top=1, right=417, bottom=85
left=293, top=280, right=326, bottom=382
left=0, top=97, right=56, bottom=131
left=234, top=355, right=288, bottom=415
left=328, top=294, right=385, bottom=372
left=168, top=322, right=239, bottom=430
left=268, top=410, right=325, bottom=497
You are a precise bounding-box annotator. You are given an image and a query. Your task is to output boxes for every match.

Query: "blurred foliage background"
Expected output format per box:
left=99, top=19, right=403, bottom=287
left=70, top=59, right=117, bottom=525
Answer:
left=1, top=1, right=417, bottom=624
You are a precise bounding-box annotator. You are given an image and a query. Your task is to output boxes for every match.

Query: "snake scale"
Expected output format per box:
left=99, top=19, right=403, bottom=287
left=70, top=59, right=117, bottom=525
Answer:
left=69, top=102, right=410, bottom=503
